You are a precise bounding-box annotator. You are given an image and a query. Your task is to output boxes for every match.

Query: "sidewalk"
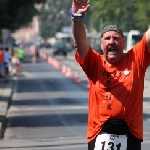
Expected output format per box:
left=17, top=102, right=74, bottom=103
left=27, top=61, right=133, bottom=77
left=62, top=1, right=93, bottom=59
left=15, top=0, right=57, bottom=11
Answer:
left=0, top=76, right=15, bottom=138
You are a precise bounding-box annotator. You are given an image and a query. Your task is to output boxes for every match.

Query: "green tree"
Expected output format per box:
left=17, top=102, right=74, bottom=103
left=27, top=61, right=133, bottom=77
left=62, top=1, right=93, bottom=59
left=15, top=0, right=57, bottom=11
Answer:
left=39, top=0, right=150, bottom=39
left=0, top=0, right=46, bottom=31
left=40, top=0, right=72, bottom=39
left=89, top=0, right=150, bottom=32
left=134, top=1, right=150, bottom=32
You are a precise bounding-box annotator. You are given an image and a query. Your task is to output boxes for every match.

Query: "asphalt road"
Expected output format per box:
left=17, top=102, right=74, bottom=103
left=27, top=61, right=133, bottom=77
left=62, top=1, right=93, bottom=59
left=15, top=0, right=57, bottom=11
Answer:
left=0, top=48, right=150, bottom=149
left=0, top=51, right=88, bottom=150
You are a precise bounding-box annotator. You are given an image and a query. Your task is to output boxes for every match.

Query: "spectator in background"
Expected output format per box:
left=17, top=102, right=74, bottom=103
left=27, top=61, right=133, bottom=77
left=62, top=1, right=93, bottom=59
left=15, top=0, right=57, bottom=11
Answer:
left=4, top=47, right=12, bottom=79
left=11, top=48, right=20, bottom=76
left=35, top=44, right=40, bottom=58
left=17, top=46, right=24, bottom=62
left=0, top=48, right=4, bottom=77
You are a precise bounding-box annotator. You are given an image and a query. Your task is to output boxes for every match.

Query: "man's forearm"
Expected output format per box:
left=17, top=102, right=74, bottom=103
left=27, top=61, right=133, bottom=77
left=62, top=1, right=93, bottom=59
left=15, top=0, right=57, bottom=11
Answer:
left=72, top=21, right=89, bottom=59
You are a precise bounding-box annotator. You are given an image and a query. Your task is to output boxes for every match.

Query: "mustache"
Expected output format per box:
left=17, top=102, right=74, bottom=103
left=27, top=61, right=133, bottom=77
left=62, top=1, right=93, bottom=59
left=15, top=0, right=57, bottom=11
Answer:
left=108, top=44, right=118, bottom=51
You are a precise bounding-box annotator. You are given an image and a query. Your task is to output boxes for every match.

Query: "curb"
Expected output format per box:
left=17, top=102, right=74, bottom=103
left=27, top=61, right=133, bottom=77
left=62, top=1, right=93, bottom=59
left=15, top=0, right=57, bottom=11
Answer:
left=0, top=77, right=14, bottom=138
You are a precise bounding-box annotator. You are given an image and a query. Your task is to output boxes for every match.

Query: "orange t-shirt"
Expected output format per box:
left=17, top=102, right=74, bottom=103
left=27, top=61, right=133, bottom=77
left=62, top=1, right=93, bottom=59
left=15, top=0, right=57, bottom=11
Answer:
left=75, top=35, right=150, bottom=143
left=0, top=51, right=4, bottom=64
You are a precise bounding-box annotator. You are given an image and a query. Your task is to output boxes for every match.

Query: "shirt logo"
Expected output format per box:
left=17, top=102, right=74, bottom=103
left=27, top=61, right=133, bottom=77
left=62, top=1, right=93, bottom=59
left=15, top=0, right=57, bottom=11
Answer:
left=124, top=70, right=130, bottom=76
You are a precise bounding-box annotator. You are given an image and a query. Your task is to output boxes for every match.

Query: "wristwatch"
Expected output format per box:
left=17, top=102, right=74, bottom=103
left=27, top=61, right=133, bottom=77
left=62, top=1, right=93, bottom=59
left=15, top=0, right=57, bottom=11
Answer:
left=70, top=8, right=84, bottom=22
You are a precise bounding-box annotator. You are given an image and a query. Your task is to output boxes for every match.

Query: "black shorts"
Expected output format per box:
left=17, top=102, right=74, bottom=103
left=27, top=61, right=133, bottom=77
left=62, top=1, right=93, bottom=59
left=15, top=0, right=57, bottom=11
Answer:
left=88, top=119, right=141, bottom=150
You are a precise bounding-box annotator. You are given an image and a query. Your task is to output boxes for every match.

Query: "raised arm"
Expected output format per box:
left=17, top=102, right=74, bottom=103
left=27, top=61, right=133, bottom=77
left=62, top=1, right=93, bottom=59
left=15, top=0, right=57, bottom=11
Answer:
left=71, top=0, right=90, bottom=59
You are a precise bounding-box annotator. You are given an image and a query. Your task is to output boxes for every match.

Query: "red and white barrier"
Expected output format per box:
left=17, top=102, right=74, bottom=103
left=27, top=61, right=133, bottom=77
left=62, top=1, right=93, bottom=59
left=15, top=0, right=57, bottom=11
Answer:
left=66, top=67, right=72, bottom=79
left=40, top=52, right=90, bottom=90
left=61, top=65, right=67, bottom=74
left=52, top=59, right=59, bottom=70
left=74, top=71, right=81, bottom=85
left=11, top=56, right=20, bottom=75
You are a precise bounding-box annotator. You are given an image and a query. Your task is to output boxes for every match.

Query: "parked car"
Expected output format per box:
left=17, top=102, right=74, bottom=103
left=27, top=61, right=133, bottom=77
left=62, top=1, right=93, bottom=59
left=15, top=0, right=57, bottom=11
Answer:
left=91, top=43, right=103, bottom=55
left=40, top=42, right=51, bottom=49
left=53, top=42, right=67, bottom=57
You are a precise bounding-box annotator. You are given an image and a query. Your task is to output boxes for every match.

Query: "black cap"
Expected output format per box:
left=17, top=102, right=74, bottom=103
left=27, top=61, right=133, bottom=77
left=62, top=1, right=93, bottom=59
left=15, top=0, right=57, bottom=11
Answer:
left=101, top=25, right=124, bottom=37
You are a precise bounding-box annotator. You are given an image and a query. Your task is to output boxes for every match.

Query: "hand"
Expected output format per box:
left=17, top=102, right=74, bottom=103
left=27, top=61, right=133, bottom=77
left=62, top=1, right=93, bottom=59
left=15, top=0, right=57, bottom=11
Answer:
left=72, top=0, right=90, bottom=14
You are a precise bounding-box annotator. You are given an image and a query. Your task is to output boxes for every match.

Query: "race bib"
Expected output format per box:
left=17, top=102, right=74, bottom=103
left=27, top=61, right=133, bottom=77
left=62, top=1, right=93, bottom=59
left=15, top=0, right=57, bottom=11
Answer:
left=94, top=133, right=127, bottom=150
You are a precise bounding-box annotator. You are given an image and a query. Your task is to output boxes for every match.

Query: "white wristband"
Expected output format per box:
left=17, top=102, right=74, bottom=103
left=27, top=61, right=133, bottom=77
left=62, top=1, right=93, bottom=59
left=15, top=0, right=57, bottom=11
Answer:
left=70, top=8, right=84, bottom=22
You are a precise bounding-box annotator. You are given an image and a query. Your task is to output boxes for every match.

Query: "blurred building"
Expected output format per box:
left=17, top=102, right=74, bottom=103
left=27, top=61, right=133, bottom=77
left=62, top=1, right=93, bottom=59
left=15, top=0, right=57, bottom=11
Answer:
left=12, top=16, right=40, bottom=44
